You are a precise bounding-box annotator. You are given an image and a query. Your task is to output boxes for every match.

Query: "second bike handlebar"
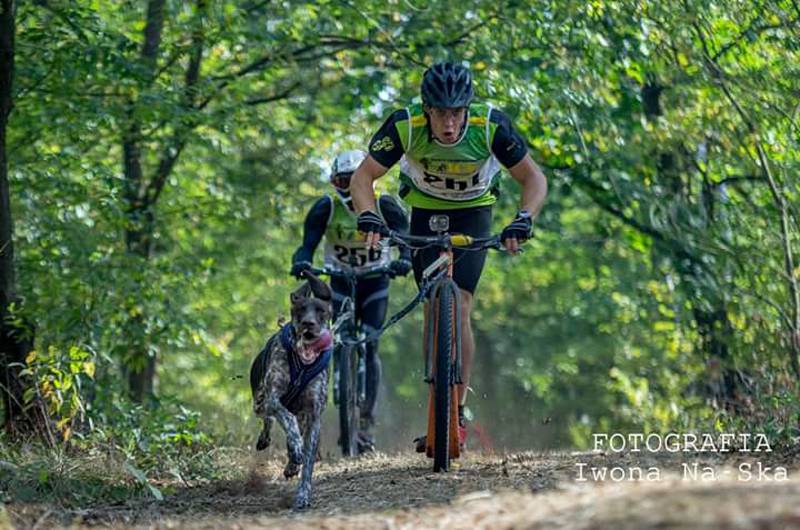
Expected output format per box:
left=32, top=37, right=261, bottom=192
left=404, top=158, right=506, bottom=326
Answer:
left=306, top=265, right=397, bottom=280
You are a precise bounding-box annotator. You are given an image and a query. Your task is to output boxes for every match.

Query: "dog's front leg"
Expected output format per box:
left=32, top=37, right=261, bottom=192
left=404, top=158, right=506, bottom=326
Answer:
left=294, top=410, right=321, bottom=510
left=265, top=396, right=304, bottom=476
left=294, top=376, right=326, bottom=510
left=256, top=416, right=273, bottom=451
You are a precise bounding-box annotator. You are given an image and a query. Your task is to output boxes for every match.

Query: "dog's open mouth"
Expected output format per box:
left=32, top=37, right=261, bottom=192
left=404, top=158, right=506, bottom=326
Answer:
left=301, top=329, right=319, bottom=341
left=296, top=328, right=332, bottom=365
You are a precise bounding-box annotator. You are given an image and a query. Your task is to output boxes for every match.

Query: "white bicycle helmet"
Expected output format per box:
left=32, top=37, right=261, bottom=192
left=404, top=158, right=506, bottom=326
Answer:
left=330, top=150, right=367, bottom=208
left=330, top=150, right=367, bottom=190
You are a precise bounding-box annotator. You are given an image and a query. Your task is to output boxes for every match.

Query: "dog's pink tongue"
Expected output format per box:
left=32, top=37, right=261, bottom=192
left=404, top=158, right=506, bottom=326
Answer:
left=297, top=330, right=332, bottom=365
left=310, top=329, right=332, bottom=351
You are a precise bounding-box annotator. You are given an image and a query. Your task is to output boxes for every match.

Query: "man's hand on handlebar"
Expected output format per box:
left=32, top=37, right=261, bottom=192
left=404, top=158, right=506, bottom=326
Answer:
left=389, top=258, right=413, bottom=277
left=500, top=210, right=533, bottom=255
left=290, top=260, right=312, bottom=278
left=357, top=210, right=388, bottom=249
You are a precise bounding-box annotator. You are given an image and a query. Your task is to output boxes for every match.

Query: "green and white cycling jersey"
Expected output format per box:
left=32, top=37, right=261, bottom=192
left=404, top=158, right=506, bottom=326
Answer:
left=397, top=102, right=500, bottom=203
left=368, top=102, right=529, bottom=210
left=292, top=193, right=410, bottom=276
left=323, top=194, right=392, bottom=272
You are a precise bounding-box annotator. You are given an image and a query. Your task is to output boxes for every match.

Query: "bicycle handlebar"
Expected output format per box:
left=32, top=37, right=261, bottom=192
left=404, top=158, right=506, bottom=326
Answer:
left=307, top=265, right=397, bottom=280
left=298, top=233, right=509, bottom=282
left=385, top=230, right=507, bottom=252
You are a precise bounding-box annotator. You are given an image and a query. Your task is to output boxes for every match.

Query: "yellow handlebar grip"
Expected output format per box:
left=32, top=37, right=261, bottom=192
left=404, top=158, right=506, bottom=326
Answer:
left=450, top=234, right=473, bottom=247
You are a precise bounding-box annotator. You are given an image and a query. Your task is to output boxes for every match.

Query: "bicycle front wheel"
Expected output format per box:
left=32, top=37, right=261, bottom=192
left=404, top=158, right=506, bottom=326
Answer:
left=337, top=343, right=359, bottom=457
left=432, top=281, right=458, bottom=472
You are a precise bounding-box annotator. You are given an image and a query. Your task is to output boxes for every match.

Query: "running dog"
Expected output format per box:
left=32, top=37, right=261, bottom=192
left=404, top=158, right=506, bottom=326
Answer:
left=250, top=271, right=333, bottom=510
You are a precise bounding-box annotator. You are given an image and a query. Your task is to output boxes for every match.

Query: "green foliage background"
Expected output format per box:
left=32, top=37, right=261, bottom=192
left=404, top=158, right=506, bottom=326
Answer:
left=3, top=0, right=799, bottom=459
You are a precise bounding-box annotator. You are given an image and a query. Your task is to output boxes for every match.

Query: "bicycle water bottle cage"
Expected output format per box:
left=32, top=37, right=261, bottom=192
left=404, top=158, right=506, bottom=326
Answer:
left=429, top=214, right=450, bottom=233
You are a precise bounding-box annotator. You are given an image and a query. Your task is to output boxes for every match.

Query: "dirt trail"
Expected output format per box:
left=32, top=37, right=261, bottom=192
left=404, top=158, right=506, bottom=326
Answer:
left=8, top=449, right=800, bottom=529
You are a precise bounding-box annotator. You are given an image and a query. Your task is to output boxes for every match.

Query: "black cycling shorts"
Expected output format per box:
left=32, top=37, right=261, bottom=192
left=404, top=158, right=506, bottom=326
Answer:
left=410, top=206, right=493, bottom=294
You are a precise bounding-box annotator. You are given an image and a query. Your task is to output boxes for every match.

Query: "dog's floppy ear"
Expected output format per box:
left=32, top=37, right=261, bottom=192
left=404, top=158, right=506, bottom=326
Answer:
left=290, top=282, right=312, bottom=305
left=301, top=270, right=332, bottom=302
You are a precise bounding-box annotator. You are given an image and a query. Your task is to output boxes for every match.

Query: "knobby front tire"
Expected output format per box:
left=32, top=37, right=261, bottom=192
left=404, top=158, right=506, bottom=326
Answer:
left=337, top=344, right=359, bottom=457
left=432, top=282, right=456, bottom=472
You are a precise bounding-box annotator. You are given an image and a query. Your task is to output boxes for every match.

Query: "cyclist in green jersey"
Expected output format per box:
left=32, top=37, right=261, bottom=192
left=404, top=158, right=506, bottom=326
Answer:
left=349, top=62, right=548, bottom=450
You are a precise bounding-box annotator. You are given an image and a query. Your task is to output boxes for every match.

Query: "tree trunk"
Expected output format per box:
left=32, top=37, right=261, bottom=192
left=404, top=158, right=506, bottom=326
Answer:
left=120, top=0, right=208, bottom=402
left=122, top=201, right=156, bottom=402
left=0, top=0, right=44, bottom=437
left=693, top=307, right=743, bottom=410
left=120, top=0, right=165, bottom=403
left=0, top=0, right=16, bottom=310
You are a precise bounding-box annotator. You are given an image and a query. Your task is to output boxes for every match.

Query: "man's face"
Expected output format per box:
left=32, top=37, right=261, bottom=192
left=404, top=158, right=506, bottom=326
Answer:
left=425, top=106, right=467, bottom=144
left=332, top=171, right=352, bottom=191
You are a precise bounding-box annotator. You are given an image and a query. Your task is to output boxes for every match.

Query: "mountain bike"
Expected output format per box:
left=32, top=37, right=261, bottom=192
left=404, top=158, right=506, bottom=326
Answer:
left=386, top=217, right=504, bottom=472
left=309, top=264, right=394, bottom=457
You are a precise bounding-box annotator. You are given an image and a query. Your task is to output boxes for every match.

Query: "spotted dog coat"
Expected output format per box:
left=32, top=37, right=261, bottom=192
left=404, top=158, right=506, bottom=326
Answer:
left=250, top=272, right=332, bottom=510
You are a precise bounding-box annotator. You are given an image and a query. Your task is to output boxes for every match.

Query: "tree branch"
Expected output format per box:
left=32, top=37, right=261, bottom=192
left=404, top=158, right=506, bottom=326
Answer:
left=573, top=173, right=667, bottom=243
left=196, top=39, right=369, bottom=111
left=713, top=175, right=763, bottom=188
left=245, top=81, right=301, bottom=106
left=712, top=11, right=798, bottom=61
left=212, top=37, right=366, bottom=82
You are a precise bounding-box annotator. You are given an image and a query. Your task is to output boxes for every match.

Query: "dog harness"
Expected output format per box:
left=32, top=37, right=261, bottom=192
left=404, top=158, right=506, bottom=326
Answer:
left=278, top=324, right=333, bottom=412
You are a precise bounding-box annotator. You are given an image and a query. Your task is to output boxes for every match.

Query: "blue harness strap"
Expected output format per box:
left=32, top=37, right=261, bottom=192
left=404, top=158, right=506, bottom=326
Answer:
left=278, top=324, right=332, bottom=412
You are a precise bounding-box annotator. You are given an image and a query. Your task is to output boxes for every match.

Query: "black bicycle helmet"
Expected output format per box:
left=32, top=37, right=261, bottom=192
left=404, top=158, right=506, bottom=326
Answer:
left=420, top=62, right=474, bottom=108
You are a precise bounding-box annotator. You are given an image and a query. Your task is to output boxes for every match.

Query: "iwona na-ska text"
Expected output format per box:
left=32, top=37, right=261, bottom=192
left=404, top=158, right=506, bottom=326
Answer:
left=575, top=433, right=789, bottom=482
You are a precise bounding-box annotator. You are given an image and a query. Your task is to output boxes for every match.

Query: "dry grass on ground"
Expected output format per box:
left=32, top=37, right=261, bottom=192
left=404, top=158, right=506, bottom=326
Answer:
left=5, top=448, right=800, bottom=529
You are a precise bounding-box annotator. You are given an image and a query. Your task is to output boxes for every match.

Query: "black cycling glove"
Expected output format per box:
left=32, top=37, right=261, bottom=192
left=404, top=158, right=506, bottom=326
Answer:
left=357, top=210, right=389, bottom=236
left=500, top=210, right=534, bottom=243
left=389, top=258, right=413, bottom=277
left=290, top=260, right=312, bottom=278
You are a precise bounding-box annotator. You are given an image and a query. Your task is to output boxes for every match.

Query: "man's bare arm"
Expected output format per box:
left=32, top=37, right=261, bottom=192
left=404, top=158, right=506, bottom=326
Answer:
left=508, top=153, right=548, bottom=217
left=351, top=155, right=389, bottom=214
left=502, top=153, right=548, bottom=254
left=351, top=155, right=391, bottom=247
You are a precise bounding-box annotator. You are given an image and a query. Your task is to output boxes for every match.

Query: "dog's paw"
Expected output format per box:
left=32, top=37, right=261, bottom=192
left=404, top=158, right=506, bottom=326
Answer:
left=288, top=442, right=303, bottom=466
left=255, top=429, right=271, bottom=451
left=283, top=461, right=300, bottom=479
left=293, top=484, right=311, bottom=510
